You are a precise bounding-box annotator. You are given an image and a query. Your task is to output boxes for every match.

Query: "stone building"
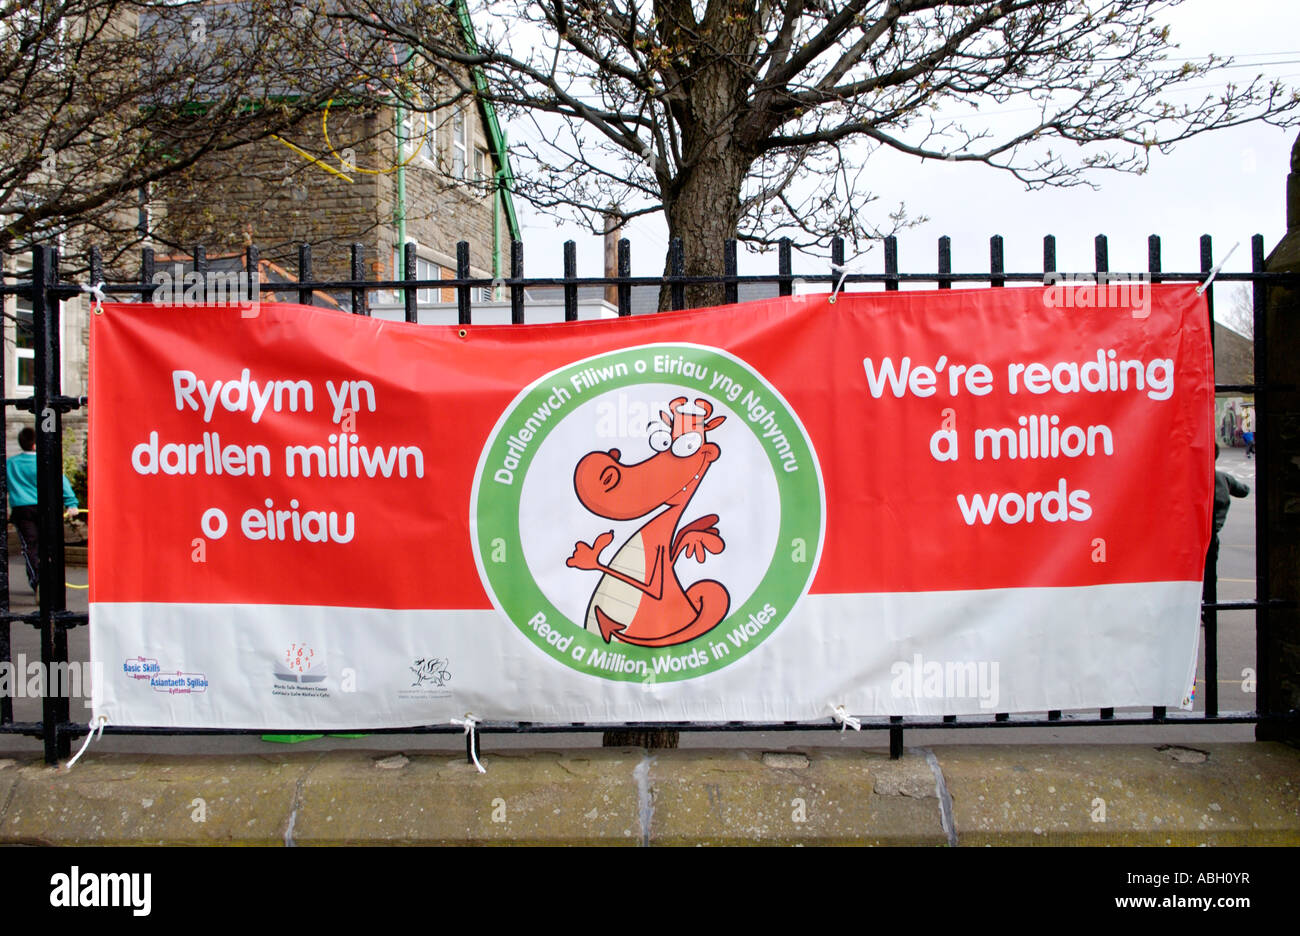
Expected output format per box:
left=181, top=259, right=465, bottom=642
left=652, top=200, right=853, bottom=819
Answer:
left=1213, top=321, right=1255, bottom=447
left=2, top=4, right=519, bottom=466
left=150, top=94, right=519, bottom=297
left=148, top=16, right=520, bottom=299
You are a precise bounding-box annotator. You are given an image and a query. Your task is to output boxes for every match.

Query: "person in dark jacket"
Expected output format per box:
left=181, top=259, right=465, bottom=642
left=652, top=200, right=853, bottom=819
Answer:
left=1204, top=443, right=1250, bottom=617
left=6, top=427, right=79, bottom=591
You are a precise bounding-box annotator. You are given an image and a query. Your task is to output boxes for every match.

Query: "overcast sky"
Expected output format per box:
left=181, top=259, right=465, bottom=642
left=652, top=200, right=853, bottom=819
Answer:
left=510, top=0, right=1300, bottom=290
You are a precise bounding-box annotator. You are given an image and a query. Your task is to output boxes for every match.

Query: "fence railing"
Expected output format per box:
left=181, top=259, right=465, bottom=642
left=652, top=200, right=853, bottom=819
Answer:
left=0, top=232, right=1293, bottom=764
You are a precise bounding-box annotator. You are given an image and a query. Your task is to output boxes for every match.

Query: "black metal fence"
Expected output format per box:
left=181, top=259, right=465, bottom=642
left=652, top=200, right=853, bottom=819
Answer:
left=0, top=232, right=1291, bottom=765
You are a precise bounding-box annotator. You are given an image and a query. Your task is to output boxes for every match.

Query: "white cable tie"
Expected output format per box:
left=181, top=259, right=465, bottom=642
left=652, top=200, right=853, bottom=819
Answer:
left=830, top=704, right=861, bottom=733
left=64, top=714, right=108, bottom=770
left=1196, top=241, right=1240, bottom=295
left=829, top=263, right=850, bottom=304
left=828, top=248, right=876, bottom=304
left=451, top=714, right=485, bottom=773
left=80, top=281, right=107, bottom=314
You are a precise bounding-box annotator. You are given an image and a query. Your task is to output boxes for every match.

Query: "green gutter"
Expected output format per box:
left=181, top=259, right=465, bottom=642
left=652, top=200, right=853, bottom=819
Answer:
left=395, top=101, right=408, bottom=275
left=453, top=0, right=521, bottom=260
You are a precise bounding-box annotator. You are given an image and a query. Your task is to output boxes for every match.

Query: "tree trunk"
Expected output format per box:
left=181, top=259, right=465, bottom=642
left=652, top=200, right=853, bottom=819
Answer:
left=615, top=159, right=747, bottom=748
left=602, top=728, right=680, bottom=748
left=660, top=154, right=748, bottom=311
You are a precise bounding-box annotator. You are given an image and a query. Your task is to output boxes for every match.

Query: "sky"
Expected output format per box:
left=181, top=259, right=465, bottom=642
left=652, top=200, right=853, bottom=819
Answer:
left=508, top=0, right=1300, bottom=293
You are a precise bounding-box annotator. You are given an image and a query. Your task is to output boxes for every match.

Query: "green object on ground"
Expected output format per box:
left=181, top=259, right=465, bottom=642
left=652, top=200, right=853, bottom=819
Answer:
left=260, top=734, right=369, bottom=744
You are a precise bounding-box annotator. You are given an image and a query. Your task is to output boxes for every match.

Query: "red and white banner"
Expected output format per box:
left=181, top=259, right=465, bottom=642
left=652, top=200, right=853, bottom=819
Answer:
left=89, top=283, right=1212, bottom=728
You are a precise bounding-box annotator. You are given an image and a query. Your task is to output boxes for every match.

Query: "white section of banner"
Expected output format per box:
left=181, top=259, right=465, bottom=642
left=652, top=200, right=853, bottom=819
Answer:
left=90, top=581, right=1201, bottom=728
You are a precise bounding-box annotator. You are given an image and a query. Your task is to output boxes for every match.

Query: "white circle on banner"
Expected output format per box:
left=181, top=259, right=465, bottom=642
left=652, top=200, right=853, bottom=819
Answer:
left=517, top=383, right=781, bottom=630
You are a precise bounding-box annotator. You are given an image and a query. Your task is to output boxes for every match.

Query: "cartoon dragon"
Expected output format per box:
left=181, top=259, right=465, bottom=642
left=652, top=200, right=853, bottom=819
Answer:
left=567, top=396, right=730, bottom=647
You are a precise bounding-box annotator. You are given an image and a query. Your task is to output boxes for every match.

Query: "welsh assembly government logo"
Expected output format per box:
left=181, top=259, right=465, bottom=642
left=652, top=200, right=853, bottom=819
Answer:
left=471, top=343, right=824, bottom=683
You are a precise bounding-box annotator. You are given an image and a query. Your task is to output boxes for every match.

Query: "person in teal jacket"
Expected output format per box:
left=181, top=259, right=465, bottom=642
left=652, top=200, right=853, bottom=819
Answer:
left=7, top=427, right=79, bottom=590
left=1204, top=443, right=1249, bottom=618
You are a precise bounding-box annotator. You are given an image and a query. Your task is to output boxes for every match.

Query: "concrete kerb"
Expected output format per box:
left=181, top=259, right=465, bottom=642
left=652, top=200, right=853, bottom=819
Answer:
left=941, top=744, right=1300, bottom=846
left=0, top=743, right=1296, bottom=845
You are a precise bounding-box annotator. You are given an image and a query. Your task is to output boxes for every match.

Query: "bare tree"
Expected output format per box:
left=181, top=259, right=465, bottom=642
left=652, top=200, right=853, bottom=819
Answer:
left=336, top=0, right=1300, bottom=305
left=1219, top=284, right=1254, bottom=339
left=0, top=0, right=410, bottom=276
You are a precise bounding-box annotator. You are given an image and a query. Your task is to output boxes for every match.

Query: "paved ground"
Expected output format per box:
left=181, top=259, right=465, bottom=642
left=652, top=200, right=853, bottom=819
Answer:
left=5, top=743, right=1299, bottom=845
left=0, top=447, right=1263, bottom=756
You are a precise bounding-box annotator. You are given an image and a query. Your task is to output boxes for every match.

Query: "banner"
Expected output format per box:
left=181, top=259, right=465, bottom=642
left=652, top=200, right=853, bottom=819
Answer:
left=89, top=283, right=1212, bottom=728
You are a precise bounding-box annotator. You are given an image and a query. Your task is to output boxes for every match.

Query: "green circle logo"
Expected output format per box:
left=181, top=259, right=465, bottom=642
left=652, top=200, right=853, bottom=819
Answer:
left=471, top=343, right=823, bottom=682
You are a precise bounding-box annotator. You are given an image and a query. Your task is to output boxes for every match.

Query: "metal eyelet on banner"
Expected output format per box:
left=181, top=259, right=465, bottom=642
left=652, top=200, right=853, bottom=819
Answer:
left=81, top=281, right=106, bottom=314
left=458, top=328, right=468, bottom=338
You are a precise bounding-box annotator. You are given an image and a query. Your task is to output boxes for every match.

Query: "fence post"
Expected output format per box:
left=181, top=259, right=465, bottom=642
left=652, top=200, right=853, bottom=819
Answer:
left=403, top=242, right=417, bottom=324
left=194, top=245, right=206, bottom=302
left=937, top=236, right=951, bottom=289
left=456, top=241, right=471, bottom=326
left=88, top=246, right=103, bottom=296
left=563, top=241, right=577, bottom=322
left=0, top=250, right=8, bottom=726
left=989, top=242, right=1010, bottom=724
left=350, top=244, right=368, bottom=317
left=1094, top=235, right=1115, bottom=721
left=1200, top=234, right=1219, bottom=720
left=32, top=246, right=71, bottom=762
left=1251, top=234, right=1271, bottom=735
left=884, top=236, right=898, bottom=292
left=297, top=243, right=312, bottom=306
left=777, top=238, right=792, bottom=298
left=723, top=239, right=738, bottom=305
left=889, top=716, right=903, bottom=759
left=511, top=240, right=524, bottom=325
left=140, top=247, right=155, bottom=295
left=1042, top=234, right=1060, bottom=718
left=670, top=239, right=685, bottom=310
left=617, top=239, right=631, bottom=317
left=1258, top=133, right=1300, bottom=743
left=246, top=245, right=260, bottom=311
left=1149, top=235, right=1166, bottom=722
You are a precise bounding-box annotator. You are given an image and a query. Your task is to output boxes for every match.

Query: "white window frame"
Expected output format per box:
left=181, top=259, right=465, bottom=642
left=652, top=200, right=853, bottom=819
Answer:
left=416, top=256, right=441, bottom=305
left=452, top=108, right=468, bottom=179
left=1, top=10, right=67, bottom=74
left=392, top=241, right=444, bottom=305
left=6, top=254, right=64, bottom=399
left=399, top=109, right=437, bottom=167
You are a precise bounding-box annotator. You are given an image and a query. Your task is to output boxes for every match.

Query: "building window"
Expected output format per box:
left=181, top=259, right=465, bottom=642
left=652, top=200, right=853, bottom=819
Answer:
left=2, top=12, right=66, bottom=72
left=452, top=109, right=468, bottom=179
left=416, top=257, right=440, bottom=304
left=400, top=111, right=436, bottom=166
left=5, top=255, right=61, bottom=399
left=14, top=302, right=34, bottom=395
left=420, top=114, right=437, bottom=164
left=473, top=147, right=488, bottom=182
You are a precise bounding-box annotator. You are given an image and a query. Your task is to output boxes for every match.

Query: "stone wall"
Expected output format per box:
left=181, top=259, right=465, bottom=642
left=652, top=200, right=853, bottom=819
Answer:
left=1260, top=132, right=1300, bottom=744
left=152, top=95, right=506, bottom=285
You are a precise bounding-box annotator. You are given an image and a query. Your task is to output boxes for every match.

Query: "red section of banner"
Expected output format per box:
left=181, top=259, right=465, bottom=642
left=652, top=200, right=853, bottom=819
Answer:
left=90, top=285, right=1213, bottom=608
